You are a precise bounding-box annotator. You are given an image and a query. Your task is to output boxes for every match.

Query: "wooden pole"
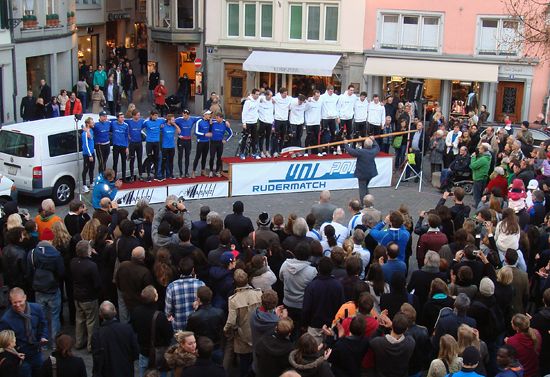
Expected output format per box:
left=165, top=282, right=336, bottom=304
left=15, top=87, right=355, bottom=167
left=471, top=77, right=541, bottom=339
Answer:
left=281, top=129, right=417, bottom=155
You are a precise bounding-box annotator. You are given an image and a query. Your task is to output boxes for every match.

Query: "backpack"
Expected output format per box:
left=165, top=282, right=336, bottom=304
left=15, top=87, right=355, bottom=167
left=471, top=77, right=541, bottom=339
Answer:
left=31, top=247, right=58, bottom=293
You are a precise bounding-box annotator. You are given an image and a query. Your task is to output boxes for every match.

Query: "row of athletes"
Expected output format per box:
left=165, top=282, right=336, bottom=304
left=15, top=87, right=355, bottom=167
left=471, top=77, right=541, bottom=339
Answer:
left=78, top=109, right=232, bottom=191
left=239, top=85, right=387, bottom=158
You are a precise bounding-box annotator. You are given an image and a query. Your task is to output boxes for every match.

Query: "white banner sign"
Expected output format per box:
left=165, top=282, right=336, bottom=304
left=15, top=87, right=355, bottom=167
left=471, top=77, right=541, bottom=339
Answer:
left=114, top=186, right=167, bottom=207
left=167, top=181, right=229, bottom=200
left=231, top=156, right=393, bottom=196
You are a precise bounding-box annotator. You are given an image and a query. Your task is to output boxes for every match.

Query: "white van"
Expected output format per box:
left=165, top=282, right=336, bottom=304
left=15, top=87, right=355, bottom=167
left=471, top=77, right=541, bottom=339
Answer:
left=0, top=114, right=115, bottom=205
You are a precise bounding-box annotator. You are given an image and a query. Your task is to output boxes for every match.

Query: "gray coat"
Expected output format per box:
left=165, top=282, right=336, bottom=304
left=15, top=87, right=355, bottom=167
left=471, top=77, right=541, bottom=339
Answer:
left=430, top=137, right=446, bottom=165
left=346, top=141, right=380, bottom=180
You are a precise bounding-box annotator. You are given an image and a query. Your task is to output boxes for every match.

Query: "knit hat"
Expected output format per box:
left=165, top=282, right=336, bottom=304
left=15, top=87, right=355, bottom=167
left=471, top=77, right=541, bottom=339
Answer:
left=522, top=121, right=530, bottom=128
left=258, top=212, right=270, bottom=227
left=527, top=179, right=539, bottom=190
left=479, top=277, right=495, bottom=297
left=42, top=228, right=55, bottom=241
left=494, top=166, right=505, bottom=176
left=462, top=346, right=481, bottom=367
left=220, top=251, right=235, bottom=266
left=508, top=179, right=527, bottom=201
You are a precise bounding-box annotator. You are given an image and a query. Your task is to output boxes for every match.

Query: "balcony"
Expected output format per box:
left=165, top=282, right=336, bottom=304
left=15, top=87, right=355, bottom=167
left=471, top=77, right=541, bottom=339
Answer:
left=15, top=20, right=75, bottom=43
left=150, top=27, right=201, bottom=44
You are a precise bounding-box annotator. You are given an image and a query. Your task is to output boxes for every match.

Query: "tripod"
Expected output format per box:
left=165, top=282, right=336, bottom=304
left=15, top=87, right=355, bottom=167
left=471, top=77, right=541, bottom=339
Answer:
left=395, top=104, right=427, bottom=192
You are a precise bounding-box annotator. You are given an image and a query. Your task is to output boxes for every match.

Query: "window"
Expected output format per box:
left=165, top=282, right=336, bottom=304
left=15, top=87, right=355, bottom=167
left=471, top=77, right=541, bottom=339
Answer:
left=0, top=132, right=34, bottom=158
left=379, top=12, right=441, bottom=52
left=227, top=3, right=239, bottom=36
left=23, top=0, right=34, bottom=15
left=48, top=131, right=82, bottom=157
left=478, top=18, right=520, bottom=55
left=290, top=3, right=339, bottom=42
left=0, top=0, right=8, bottom=29
left=47, top=0, right=56, bottom=14
left=244, top=3, right=256, bottom=37
left=261, top=3, right=272, bottom=38
left=289, top=4, right=303, bottom=39
left=177, top=0, right=194, bottom=29
left=157, top=0, right=171, bottom=28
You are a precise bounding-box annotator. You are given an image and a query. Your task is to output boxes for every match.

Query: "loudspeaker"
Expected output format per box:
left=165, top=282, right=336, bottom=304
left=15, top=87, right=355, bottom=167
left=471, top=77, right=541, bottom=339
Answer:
left=406, top=80, right=423, bottom=102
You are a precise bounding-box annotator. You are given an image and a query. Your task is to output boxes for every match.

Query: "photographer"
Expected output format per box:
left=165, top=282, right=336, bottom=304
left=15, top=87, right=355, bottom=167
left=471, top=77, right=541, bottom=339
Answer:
left=91, top=168, right=123, bottom=210
left=437, top=187, right=471, bottom=230
left=151, top=195, right=190, bottom=250
left=451, top=244, right=496, bottom=287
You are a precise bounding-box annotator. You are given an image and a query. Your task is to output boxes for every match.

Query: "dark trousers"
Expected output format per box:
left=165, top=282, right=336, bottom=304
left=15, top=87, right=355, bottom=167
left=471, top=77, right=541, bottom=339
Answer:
left=258, top=121, right=272, bottom=152
left=107, top=100, right=115, bottom=115
left=145, top=142, right=160, bottom=178
left=210, top=140, right=224, bottom=172
left=286, top=306, right=303, bottom=341
left=95, top=143, right=110, bottom=174
left=271, top=120, right=287, bottom=154
left=19, top=351, right=42, bottom=377
left=355, top=121, right=367, bottom=137
left=193, top=142, right=209, bottom=171
left=305, top=125, right=320, bottom=153
left=473, top=179, right=487, bottom=207
left=241, top=123, right=258, bottom=155
left=161, top=147, right=175, bottom=178
left=322, top=118, right=337, bottom=152
left=358, top=178, right=372, bottom=201
left=112, top=145, right=127, bottom=179
left=82, top=155, right=95, bottom=186
left=128, top=141, right=143, bottom=177
left=368, top=123, right=382, bottom=136
left=288, top=124, right=303, bottom=147
left=340, top=119, right=353, bottom=138
left=177, top=138, right=192, bottom=176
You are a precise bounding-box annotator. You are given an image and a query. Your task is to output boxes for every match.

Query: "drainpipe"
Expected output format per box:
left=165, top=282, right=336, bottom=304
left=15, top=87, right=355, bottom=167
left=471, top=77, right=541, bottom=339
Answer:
left=201, top=0, right=207, bottom=109
left=8, top=0, right=18, bottom=123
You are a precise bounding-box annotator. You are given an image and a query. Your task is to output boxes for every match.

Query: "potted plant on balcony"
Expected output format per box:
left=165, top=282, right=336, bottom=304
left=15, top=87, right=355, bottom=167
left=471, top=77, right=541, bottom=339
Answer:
left=67, top=11, right=75, bottom=25
left=22, top=14, right=38, bottom=29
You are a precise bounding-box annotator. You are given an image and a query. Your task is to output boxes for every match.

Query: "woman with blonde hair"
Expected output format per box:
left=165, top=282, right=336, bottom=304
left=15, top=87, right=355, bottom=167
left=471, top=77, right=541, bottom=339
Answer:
left=0, top=329, right=23, bottom=375
left=6, top=213, right=22, bottom=231
left=457, top=324, right=489, bottom=375
left=427, top=334, right=463, bottom=377
left=494, top=266, right=514, bottom=333
left=125, top=102, right=136, bottom=118
left=506, top=314, right=542, bottom=377
left=80, top=218, right=101, bottom=242
left=164, top=331, right=197, bottom=377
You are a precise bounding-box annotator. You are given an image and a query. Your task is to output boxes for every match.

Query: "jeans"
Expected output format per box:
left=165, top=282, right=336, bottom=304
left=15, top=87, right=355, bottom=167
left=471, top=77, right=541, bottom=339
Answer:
left=440, top=168, right=452, bottom=189
left=271, top=120, right=287, bottom=154
left=36, top=289, right=61, bottom=344
left=177, top=139, right=192, bottom=176
left=78, top=91, right=88, bottom=110
left=138, top=354, right=168, bottom=377
left=358, top=178, right=371, bottom=202
left=75, top=299, right=99, bottom=351
left=395, top=145, right=406, bottom=170
left=117, top=288, right=130, bottom=323
left=161, top=147, right=175, bottom=178
left=126, top=89, right=134, bottom=103
left=241, top=123, right=258, bottom=155
left=473, top=179, right=487, bottom=208
left=18, top=352, right=43, bottom=377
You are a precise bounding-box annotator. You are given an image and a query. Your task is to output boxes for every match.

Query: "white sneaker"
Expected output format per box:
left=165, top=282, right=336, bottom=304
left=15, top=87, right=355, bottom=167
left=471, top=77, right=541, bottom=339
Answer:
left=317, top=153, right=323, bottom=157
left=260, top=151, right=266, bottom=158
left=304, top=153, right=309, bottom=157
left=81, top=185, right=90, bottom=193
left=266, top=152, right=272, bottom=158
left=273, top=152, right=279, bottom=158
left=255, top=154, right=261, bottom=160
left=337, top=146, right=342, bottom=155
left=322, top=152, right=327, bottom=156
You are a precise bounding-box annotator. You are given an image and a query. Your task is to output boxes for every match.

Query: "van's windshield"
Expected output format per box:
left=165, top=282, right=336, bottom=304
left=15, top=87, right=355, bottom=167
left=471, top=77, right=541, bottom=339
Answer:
left=0, top=131, right=35, bottom=158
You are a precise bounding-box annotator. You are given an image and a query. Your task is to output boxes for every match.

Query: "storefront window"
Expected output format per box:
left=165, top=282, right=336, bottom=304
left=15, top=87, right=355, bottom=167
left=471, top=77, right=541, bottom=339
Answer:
left=291, top=75, right=340, bottom=97
left=26, top=55, right=51, bottom=94
left=78, top=34, right=99, bottom=67
left=451, top=81, right=479, bottom=115
left=177, top=0, right=194, bottom=29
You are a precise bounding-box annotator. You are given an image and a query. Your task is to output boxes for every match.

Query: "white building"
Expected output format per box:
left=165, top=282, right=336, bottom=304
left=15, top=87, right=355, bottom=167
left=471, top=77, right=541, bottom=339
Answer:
left=0, top=2, right=15, bottom=125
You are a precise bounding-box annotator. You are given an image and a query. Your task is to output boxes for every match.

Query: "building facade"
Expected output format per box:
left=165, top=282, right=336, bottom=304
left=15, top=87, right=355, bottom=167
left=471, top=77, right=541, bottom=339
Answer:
left=147, top=0, right=205, bottom=113
left=9, top=0, right=78, bottom=123
left=363, top=0, right=549, bottom=123
left=0, top=0, right=15, bottom=125
left=205, top=0, right=366, bottom=119
left=76, top=0, right=106, bottom=70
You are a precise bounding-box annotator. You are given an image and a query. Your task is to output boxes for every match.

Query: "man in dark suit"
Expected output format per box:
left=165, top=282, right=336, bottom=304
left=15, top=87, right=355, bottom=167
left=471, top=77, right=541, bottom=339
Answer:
left=38, top=79, right=52, bottom=105
left=345, top=136, right=380, bottom=200
left=20, top=90, right=37, bottom=121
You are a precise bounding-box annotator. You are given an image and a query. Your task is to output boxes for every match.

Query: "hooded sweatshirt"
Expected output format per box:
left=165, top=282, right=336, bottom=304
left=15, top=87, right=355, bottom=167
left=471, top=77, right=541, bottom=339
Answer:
left=288, top=350, right=335, bottom=377
left=370, top=334, right=415, bottom=377
left=278, top=258, right=317, bottom=309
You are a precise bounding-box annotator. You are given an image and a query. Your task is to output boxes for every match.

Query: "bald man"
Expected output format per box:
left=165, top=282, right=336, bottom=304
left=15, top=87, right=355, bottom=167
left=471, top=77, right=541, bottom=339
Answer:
left=114, top=247, right=153, bottom=323
left=311, top=190, right=337, bottom=229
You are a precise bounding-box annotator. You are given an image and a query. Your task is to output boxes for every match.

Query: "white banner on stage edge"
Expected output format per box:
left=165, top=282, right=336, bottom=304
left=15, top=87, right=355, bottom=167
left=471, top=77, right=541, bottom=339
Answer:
left=167, top=181, right=229, bottom=200
left=230, top=156, right=393, bottom=196
left=114, top=186, right=167, bottom=207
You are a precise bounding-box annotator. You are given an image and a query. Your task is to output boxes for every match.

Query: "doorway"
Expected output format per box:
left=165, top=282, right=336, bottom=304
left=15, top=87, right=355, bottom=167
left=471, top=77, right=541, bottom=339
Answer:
left=223, top=63, right=246, bottom=120
left=495, top=81, right=524, bottom=122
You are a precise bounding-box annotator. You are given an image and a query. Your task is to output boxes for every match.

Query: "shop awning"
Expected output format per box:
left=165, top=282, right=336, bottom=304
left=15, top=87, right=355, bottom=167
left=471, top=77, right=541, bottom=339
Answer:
left=364, top=57, right=499, bottom=83
left=243, top=51, right=341, bottom=77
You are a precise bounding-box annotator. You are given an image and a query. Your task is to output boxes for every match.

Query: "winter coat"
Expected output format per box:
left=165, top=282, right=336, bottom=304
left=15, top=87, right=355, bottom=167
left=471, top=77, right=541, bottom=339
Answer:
left=302, top=275, right=345, bottom=329
left=224, top=213, right=254, bottom=245
left=249, top=307, right=279, bottom=348
left=1, top=243, right=27, bottom=289
left=420, top=295, right=455, bottom=335
left=408, top=268, right=448, bottom=310
left=26, top=241, right=65, bottom=294
left=430, top=138, right=446, bottom=165
left=115, top=259, right=153, bottom=311
left=470, top=152, right=491, bottom=181
left=91, top=90, right=106, bottom=114
left=224, top=285, right=262, bottom=354
left=250, top=267, right=277, bottom=291
left=506, top=331, right=542, bottom=377
left=186, top=304, right=225, bottom=346
left=288, top=350, right=335, bottom=377
left=209, top=266, right=234, bottom=312
left=249, top=226, right=278, bottom=250
left=181, top=358, right=226, bottom=377
left=70, top=256, right=101, bottom=301
left=42, top=351, right=87, bottom=377
left=406, top=324, right=432, bottom=375
left=416, top=230, right=448, bottom=266
left=279, top=258, right=318, bottom=309
left=153, top=85, right=167, bottom=105
left=254, top=332, right=294, bottom=377
left=327, top=335, right=369, bottom=377
left=0, top=303, right=48, bottom=357
left=530, top=307, right=550, bottom=375
left=65, top=99, right=83, bottom=116
left=433, top=308, right=476, bottom=352
left=370, top=335, right=416, bottom=377
left=129, top=303, right=173, bottom=357
left=164, top=345, right=196, bottom=377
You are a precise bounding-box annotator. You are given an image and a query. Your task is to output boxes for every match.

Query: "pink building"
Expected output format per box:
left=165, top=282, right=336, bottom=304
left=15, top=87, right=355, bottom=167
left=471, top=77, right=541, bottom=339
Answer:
left=363, top=0, right=549, bottom=123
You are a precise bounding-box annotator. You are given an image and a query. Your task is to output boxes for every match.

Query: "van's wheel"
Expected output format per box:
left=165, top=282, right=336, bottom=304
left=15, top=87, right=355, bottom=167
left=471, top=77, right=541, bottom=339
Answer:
left=462, top=182, right=474, bottom=195
left=53, top=178, right=74, bottom=205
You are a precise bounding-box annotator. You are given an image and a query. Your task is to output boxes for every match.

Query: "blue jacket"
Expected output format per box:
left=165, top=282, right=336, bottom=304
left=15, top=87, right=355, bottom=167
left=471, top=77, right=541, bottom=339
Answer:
left=381, top=259, right=407, bottom=284
left=93, top=120, right=111, bottom=144
left=161, top=124, right=177, bottom=149
left=210, top=120, right=233, bottom=142
left=370, top=222, right=410, bottom=262
left=82, top=129, right=94, bottom=157
left=302, top=275, right=345, bottom=329
left=209, top=266, right=234, bottom=314
left=126, top=118, right=145, bottom=143
left=0, top=303, right=48, bottom=356
left=194, top=119, right=211, bottom=143
left=26, top=241, right=65, bottom=293
left=175, top=116, right=200, bottom=139
left=143, top=118, right=164, bottom=143
left=110, top=121, right=129, bottom=147
left=92, top=173, right=117, bottom=209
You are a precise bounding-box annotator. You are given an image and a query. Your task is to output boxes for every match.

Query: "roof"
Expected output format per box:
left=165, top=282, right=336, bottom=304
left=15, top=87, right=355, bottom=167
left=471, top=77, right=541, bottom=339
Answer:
left=0, top=114, right=116, bottom=136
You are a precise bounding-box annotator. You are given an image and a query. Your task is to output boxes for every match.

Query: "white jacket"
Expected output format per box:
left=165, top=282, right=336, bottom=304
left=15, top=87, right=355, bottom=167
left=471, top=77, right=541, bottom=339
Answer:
left=305, top=99, right=322, bottom=126
left=289, top=98, right=306, bottom=125
left=320, top=92, right=339, bottom=119
left=445, top=130, right=462, bottom=155
left=354, top=98, right=369, bottom=123
left=273, top=93, right=291, bottom=121
left=241, top=96, right=259, bottom=124
left=337, top=93, right=357, bottom=120
left=366, top=102, right=385, bottom=126
left=258, top=96, right=274, bottom=124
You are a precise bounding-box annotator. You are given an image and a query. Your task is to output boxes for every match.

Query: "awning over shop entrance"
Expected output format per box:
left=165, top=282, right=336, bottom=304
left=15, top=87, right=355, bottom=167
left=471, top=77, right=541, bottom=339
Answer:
left=364, top=57, right=499, bottom=83
left=243, top=51, right=341, bottom=77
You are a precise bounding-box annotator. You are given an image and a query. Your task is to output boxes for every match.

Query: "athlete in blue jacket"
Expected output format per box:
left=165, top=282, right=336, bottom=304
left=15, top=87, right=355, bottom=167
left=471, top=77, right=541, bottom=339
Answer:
left=160, top=114, right=181, bottom=180
left=91, top=169, right=121, bottom=209
left=110, top=112, right=130, bottom=181
left=191, top=110, right=213, bottom=178
left=93, top=111, right=111, bottom=172
left=81, top=117, right=95, bottom=193
left=209, top=112, right=233, bottom=177
left=126, top=109, right=145, bottom=181
left=142, top=109, right=164, bottom=180
left=175, top=109, right=200, bottom=177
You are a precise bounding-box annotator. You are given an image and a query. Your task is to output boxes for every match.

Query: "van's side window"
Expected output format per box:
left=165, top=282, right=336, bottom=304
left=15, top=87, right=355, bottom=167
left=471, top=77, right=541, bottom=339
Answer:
left=0, top=131, right=35, bottom=158
left=48, top=131, right=83, bottom=157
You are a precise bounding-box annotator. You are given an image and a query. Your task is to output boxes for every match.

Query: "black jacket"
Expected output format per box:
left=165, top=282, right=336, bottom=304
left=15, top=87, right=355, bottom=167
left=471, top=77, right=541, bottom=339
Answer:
left=91, top=319, right=139, bottom=377
left=302, top=275, right=345, bottom=329
left=531, top=307, right=550, bottom=375
left=43, top=352, right=87, bottom=377
left=122, top=73, right=138, bottom=91
left=1, top=243, right=27, bottom=289
left=39, top=85, right=51, bottom=102
left=64, top=213, right=91, bottom=237
left=20, top=96, right=37, bottom=121
left=224, top=213, right=254, bottom=245
left=186, top=304, right=225, bottom=345
left=327, top=335, right=369, bottom=377
left=370, top=335, right=415, bottom=377
left=183, top=358, right=226, bottom=377
left=405, top=324, right=432, bottom=374
left=148, top=72, right=160, bottom=90
left=71, top=256, right=101, bottom=301
left=468, top=294, right=503, bottom=342
left=419, top=295, right=455, bottom=334
left=130, top=303, right=173, bottom=357
left=254, top=332, right=294, bottom=377
left=408, top=269, right=448, bottom=310
left=345, top=142, right=380, bottom=180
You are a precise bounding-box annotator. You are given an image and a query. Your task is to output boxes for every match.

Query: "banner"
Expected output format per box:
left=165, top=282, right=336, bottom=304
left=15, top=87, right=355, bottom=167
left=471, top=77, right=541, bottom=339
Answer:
left=167, top=181, right=229, bottom=200
left=114, top=186, right=167, bottom=207
left=231, top=156, right=393, bottom=196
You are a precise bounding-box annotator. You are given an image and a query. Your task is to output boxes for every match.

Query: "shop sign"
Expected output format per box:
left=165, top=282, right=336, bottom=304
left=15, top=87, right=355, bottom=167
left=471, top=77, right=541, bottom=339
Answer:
left=498, top=65, right=533, bottom=77
left=108, top=13, right=131, bottom=21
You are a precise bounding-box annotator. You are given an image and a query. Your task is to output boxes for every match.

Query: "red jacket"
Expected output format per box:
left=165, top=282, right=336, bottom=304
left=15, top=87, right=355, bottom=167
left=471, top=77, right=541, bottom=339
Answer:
left=154, top=85, right=167, bottom=105
left=416, top=230, right=448, bottom=266
left=65, top=98, right=83, bottom=116
left=485, top=175, right=508, bottom=198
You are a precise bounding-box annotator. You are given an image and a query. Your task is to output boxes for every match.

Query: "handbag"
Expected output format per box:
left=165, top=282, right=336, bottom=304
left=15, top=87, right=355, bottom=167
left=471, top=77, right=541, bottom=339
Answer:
left=392, top=135, right=403, bottom=149
left=149, top=311, right=168, bottom=370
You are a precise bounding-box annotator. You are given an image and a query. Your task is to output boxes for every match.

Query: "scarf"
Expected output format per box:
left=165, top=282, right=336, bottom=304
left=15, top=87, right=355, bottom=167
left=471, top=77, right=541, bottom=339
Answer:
left=15, top=304, right=35, bottom=345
